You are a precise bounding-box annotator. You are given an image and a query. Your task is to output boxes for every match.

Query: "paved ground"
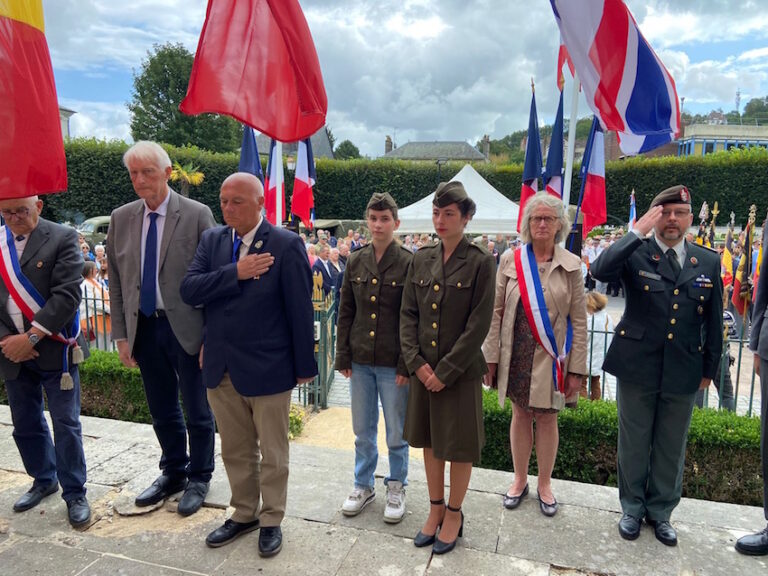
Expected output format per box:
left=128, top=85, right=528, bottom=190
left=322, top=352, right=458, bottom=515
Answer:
left=0, top=404, right=766, bottom=576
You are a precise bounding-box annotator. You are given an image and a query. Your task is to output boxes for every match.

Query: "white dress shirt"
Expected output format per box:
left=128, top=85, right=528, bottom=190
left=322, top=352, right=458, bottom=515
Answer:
left=234, top=217, right=264, bottom=261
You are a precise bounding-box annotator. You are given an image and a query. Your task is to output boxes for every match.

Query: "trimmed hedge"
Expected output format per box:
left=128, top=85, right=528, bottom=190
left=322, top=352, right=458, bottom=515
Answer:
left=49, top=140, right=768, bottom=229
left=0, top=350, right=305, bottom=438
left=480, top=389, right=763, bottom=506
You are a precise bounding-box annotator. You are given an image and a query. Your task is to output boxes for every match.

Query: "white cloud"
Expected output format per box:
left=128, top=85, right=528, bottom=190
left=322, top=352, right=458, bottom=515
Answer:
left=59, top=100, right=132, bottom=142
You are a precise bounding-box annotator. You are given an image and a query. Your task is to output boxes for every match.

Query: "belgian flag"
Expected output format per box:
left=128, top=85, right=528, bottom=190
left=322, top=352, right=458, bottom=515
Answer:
left=0, top=0, right=67, bottom=198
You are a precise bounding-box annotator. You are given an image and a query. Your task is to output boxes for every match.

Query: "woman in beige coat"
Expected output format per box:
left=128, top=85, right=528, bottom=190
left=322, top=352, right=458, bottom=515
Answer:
left=482, top=193, right=587, bottom=516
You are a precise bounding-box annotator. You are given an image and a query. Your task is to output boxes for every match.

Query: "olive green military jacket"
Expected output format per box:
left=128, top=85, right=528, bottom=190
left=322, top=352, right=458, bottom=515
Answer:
left=400, top=237, right=496, bottom=387
left=590, top=233, right=723, bottom=394
left=334, top=241, right=413, bottom=374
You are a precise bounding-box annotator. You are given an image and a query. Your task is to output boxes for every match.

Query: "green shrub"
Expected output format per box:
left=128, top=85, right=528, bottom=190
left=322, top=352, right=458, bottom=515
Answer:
left=479, top=389, right=762, bottom=506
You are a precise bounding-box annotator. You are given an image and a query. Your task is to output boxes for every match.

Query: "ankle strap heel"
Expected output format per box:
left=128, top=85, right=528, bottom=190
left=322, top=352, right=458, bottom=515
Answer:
left=430, top=498, right=445, bottom=506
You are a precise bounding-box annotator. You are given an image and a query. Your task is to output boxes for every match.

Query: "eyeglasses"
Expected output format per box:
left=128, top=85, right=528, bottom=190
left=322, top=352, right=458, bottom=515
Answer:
left=660, top=209, right=691, bottom=219
left=530, top=215, right=557, bottom=225
left=0, top=207, right=30, bottom=219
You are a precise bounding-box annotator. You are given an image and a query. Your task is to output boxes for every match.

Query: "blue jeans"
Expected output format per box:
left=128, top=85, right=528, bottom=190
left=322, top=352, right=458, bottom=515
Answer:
left=349, top=363, right=409, bottom=489
left=5, top=363, right=87, bottom=502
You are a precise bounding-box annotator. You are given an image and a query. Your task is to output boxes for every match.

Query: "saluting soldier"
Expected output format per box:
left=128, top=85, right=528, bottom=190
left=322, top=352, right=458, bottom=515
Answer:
left=335, top=192, right=413, bottom=524
left=400, top=181, right=495, bottom=555
left=591, top=185, right=723, bottom=547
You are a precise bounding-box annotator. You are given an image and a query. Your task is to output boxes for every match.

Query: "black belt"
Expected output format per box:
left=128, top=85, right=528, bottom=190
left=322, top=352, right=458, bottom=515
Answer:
left=141, top=310, right=167, bottom=318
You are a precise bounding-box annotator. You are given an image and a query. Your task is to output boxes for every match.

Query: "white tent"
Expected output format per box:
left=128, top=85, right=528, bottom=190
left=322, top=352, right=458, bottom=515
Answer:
left=397, top=164, right=519, bottom=234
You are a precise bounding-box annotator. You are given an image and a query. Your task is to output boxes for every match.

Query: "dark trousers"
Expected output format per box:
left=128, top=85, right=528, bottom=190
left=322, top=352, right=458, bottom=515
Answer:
left=617, top=380, right=696, bottom=521
left=760, top=357, right=768, bottom=521
left=5, top=363, right=87, bottom=502
left=133, top=314, right=215, bottom=482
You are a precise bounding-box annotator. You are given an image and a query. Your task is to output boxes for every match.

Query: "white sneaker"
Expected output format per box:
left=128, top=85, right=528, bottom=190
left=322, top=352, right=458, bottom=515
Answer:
left=383, top=480, right=406, bottom=524
left=342, top=487, right=375, bottom=516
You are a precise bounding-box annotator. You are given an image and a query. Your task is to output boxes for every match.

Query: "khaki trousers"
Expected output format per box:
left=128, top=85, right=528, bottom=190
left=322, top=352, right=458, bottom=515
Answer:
left=207, top=375, right=291, bottom=526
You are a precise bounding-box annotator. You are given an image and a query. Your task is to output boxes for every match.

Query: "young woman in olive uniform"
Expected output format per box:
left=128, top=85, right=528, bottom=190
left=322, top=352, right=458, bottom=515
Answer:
left=399, top=181, right=496, bottom=555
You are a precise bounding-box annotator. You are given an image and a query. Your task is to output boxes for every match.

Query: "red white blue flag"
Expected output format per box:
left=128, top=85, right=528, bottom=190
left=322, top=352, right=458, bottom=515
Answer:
left=518, top=89, right=543, bottom=232
left=544, top=91, right=565, bottom=198
left=556, top=34, right=574, bottom=91
left=628, top=190, right=637, bottom=231
left=263, top=139, right=285, bottom=225
left=291, top=138, right=316, bottom=228
left=238, top=126, right=264, bottom=183
left=578, top=117, right=606, bottom=237
left=550, top=0, right=680, bottom=155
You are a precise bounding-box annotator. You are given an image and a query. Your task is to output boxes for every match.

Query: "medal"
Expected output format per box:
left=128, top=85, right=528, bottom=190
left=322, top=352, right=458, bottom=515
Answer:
left=255, top=240, right=263, bottom=250
left=652, top=253, right=661, bottom=262
left=690, top=256, right=698, bottom=265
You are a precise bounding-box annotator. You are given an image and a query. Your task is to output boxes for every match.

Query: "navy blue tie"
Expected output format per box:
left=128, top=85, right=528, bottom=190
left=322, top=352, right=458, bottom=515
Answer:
left=140, top=212, right=159, bottom=316
left=232, top=233, right=242, bottom=263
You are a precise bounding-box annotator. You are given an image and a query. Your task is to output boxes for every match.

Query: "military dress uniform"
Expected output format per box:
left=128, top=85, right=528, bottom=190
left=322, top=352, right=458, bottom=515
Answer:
left=399, top=235, right=496, bottom=463
left=591, top=186, right=723, bottom=528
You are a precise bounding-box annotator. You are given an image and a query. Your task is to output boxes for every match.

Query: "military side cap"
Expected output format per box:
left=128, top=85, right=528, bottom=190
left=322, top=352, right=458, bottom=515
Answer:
left=366, top=192, right=398, bottom=215
left=433, top=181, right=468, bottom=207
left=650, top=185, right=691, bottom=207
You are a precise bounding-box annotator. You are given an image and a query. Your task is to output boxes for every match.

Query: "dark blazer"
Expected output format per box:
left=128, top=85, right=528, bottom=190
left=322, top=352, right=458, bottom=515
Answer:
left=750, top=226, right=768, bottom=361
left=180, top=220, right=317, bottom=396
left=311, top=258, right=335, bottom=295
left=107, top=189, right=215, bottom=355
left=591, top=233, right=723, bottom=394
left=0, top=219, right=88, bottom=379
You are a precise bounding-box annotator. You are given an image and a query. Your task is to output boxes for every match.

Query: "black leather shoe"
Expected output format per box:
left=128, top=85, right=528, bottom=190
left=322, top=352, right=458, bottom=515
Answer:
left=135, top=475, right=187, bottom=507
left=67, top=497, right=91, bottom=528
left=432, top=505, right=463, bottom=555
left=414, top=498, right=444, bottom=548
left=177, top=481, right=209, bottom=516
left=503, top=484, right=529, bottom=510
left=736, top=527, right=768, bottom=555
left=618, top=514, right=641, bottom=540
left=206, top=518, right=260, bottom=548
left=258, top=525, right=283, bottom=557
left=13, top=482, right=59, bottom=512
left=647, top=518, right=677, bottom=546
left=537, top=490, right=558, bottom=517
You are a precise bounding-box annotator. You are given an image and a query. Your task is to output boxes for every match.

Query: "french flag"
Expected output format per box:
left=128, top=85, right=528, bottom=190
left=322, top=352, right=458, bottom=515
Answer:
left=628, top=190, right=637, bottom=231
left=239, top=126, right=264, bottom=183
left=291, top=138, right=316, bottom=229
left=579, top=117, right=606, bottom=237
left=518, top=90, right=543, bottom=232
left=556, top=34, right=575, bottom=91
left=264, top=139, right=285, bottom=225
left=550, top=0, right=680, bottom=155
left=544, top=91, right=565, bottom=198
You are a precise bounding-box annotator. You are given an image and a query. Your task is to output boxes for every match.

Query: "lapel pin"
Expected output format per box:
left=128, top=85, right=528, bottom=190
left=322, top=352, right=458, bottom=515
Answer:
left=254, top=240, right=263, bottom=250
left=690, top=256, right=697, bottom=265
left=36, top=261, right=43, bottom=268
left=652, top=253, right=661, bottom=262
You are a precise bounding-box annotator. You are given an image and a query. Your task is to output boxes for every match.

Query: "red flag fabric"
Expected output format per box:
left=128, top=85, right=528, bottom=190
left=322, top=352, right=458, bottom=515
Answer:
left=732, top=219, right=754, bottom=316
left=0, top=0, right=67, bottom=198
left=580, top=124, right=606, bottom=236
left=556, top=34, right=574, bottom=91
left=180, top=0, right=328, bottom=142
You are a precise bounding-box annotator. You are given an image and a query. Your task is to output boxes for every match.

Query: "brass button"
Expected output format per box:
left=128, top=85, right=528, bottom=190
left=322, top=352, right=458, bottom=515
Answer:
left=372, top=278, right=378, bottom=285
left=667, top=333, right=674, bottom=340
left=420, top=279, right=423, bottom=285
left=698, top=346, right=702, bottom=351
left=673, top=303, right=679, bottom=310
left=457, top=282, right=462, bottom=288
left=369, top=331, right=375, bottom=337
left=644, top=285, right=649, bottom=291
left=431, top=303, right=437, bottom=310
left=371, top=313, right=376, bottom=319
left=432, top=322, right=438, bottom=329
left=356, top=277, right=361, bottom=281
left=670, top=319, right=676, bottom=325
left=620, top=330, right=626, bottom=336
left=700, top=296, right=705, bottom=301
left=674, top=289, right=680, bottom=295
left=370, top=295, right=376, bottom=302
left=433, top=284, right=440, bottom=292
left=431, top=340, right=437, bottom=347
left=391, top=281, right=396, bottom=286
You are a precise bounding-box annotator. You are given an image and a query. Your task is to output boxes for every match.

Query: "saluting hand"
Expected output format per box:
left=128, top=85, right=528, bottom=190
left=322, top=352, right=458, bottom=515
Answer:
left=237, top=252, right=274, bottom=280
left=633, top=205, right=664, bottom=237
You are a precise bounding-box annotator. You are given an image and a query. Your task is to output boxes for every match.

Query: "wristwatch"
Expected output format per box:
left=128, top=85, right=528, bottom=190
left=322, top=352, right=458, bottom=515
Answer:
left=27, top=333, right=40, bottom=346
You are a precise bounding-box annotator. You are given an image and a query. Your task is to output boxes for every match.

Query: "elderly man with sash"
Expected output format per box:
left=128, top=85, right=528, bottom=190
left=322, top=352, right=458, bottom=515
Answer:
left=0, top=194, right=90, bottom=527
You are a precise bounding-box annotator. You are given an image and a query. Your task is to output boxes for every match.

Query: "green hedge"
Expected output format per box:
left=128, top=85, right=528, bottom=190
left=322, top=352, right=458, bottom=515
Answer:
left=480, top=389, right=763, bottom=506
left=49, top=139, right=768, bottom=229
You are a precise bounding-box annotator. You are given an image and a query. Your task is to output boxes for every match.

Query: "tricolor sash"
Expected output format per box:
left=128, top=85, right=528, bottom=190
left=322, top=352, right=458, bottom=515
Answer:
left=514, top=244, right=573, bottom=394
left=0, top=225, right=80, bottom=348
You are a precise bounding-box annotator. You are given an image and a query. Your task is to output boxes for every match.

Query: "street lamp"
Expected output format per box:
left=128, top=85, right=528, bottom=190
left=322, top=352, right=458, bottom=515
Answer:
left=435, top=157, right=448, bottom=186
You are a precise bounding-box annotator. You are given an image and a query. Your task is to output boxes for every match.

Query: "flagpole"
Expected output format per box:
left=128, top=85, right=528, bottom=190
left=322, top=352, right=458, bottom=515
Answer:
left=275, top=140, right=283, bottom=228
left=562, top=72, right=580, bottom=208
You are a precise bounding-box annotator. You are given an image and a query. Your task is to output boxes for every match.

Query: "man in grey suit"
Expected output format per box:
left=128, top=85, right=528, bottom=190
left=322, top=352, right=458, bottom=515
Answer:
left=107, top=141, right=216, bottom=516
left=736, top=221, right=768, bottom=555
left=0, top=195, right=91, bottom=527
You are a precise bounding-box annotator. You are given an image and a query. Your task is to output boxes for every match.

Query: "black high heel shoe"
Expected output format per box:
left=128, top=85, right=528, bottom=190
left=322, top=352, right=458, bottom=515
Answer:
left=413, top=498, right=445, bottom=547
left=432, top=504, right=463, bottom=555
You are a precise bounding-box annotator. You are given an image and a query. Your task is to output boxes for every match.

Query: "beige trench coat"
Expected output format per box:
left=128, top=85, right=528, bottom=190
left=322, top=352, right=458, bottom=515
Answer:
left=482, top=246, right=588, bottom=409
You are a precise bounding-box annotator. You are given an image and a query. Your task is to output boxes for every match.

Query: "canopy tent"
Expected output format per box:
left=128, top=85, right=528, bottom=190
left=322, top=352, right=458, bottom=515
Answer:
left=397, top=165, right=519, bottom=234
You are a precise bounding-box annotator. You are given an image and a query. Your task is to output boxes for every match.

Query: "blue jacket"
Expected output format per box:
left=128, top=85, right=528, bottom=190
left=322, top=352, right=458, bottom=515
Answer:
left=180, top=221, right=317, bottom=396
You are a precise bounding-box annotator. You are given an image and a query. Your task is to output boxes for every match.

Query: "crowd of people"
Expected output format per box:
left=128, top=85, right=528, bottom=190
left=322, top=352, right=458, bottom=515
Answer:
left=1, top=140, right=767, bottom=563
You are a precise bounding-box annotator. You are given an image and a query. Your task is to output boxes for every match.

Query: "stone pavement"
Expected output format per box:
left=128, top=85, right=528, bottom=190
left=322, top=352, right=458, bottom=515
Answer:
left=0, top=404, right=766, bottom=576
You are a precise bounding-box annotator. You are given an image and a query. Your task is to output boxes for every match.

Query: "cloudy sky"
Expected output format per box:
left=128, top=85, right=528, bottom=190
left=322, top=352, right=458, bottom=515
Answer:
left=44, top=0, right=768, bottom=158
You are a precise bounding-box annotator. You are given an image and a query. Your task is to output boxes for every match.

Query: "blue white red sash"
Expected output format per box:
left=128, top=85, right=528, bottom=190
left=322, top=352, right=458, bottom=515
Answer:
left=0, top=226, right=80, bottom=347
left=514, top=244, right=572, bottom=393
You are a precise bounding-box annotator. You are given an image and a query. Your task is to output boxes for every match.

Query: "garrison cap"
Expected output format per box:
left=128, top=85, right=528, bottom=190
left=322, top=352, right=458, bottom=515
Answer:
left=432, top=181, right=468, bottom=207
left=650, top=185, right=691, bottom=208
left=366, top=192, right=399, bottom=218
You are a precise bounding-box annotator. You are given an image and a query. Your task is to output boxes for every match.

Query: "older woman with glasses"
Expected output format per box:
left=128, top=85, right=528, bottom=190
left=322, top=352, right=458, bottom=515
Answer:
left=482, top=192, right=587, bottom=517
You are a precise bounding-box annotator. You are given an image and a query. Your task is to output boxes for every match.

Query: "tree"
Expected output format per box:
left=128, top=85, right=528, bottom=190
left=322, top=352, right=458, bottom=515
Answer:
left=325, top=126, right=336, bottom=151
left=335, top=139, right=361, bottom=160
left=169, top=162, right=205, bottom=197
left=129, top=43, right=241, bottom=153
